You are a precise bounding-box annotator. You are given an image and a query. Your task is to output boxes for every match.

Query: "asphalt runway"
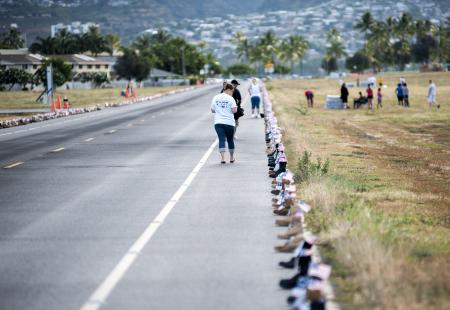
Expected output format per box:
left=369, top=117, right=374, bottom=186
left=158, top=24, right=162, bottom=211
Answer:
left=0, top=83, right=290, bottom=309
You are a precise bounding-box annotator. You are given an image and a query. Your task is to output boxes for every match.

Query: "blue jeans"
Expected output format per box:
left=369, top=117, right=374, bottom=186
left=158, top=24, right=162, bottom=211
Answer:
left=251, top=96, right=260, bottom=109
left=214, top=124, right=235, bottom=153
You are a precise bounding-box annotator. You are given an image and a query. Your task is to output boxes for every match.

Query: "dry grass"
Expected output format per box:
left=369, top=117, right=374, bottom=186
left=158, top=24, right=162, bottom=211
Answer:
left=267, top=71, right=450, bottom=309
left=0, top=86, right=185, bottom=110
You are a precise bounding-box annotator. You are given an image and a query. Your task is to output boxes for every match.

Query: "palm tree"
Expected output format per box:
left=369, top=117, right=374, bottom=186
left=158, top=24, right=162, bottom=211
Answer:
left=431, top=18, right=450, bottom=63
left=83, top=26, right=109, bottom=56
left=393, top=13, right=415, bottom=70
left=55, top=29, right=78, bottom=54
left=230, top=32, right=251, bottom=64
left=322, top=28, right=346, bottom=73
left=278, top=35, right=309, bottom=73
left=355, top=12, right=374, bottom=35
left=151, top=29, right=171, bottom=44
left=132, top=34, right=152, bottom=51
left=29, top=36, right=59, bottom=55
left=258, top=31, right=279, bottom=64
left=248, top=43, right=263, bottom=73
left=0, top=27, right=24, bottom=49
left=327, top=28, right=347, bottom=59
left=105, top=33, right=121, bottom=55
left=365, top=21, right=393, bottom=71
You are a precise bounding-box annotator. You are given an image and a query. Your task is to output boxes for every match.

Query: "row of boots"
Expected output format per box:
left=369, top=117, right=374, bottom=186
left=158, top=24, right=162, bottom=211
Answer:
left=262, top=87, right=333, bottom=310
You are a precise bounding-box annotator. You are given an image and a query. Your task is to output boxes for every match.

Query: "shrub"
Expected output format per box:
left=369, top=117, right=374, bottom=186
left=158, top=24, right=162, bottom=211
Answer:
left=75, top=72, right=109, bottom=88
left=226, top=63, right=255, bottom=75
left=294, top=150, right=330, bottom=184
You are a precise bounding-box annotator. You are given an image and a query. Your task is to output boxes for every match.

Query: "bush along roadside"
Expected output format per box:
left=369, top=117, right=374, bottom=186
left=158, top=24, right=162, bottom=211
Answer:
left=262, top=85, right=339, bottom=310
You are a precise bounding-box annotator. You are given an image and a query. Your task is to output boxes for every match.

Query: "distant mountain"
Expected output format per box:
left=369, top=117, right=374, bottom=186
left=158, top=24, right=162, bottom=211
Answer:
left=0, top=0, right=268, bottom=43
left=0, top=0, right=448, bottom=47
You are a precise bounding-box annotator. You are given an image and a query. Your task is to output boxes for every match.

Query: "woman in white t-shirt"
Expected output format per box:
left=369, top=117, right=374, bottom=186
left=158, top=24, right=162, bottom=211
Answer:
left=211, top=83, right=238, bottom=164
left=428, top=80, right=439, bottom=109
left=248, top=78, right=262, bottom=118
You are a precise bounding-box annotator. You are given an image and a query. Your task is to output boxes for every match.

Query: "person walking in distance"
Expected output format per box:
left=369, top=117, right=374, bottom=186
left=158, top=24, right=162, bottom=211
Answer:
left=396, top=83, right=404, bottom=106
left=248, top=78, right=262, bottom=118
left=377, top=87, right=382, bottom=109
left=340, top=83, right=349, bottom=109
left=427, top=80, right=439, bottom=109
left=211, top=83, right=238, bottom=164
left=366, top=84, right=373, bottom=110
left=402, top=83, right=409, bottom=107
left=305, top=89, right=314, bottom=108
left=230, top=79, right=243, bottom=139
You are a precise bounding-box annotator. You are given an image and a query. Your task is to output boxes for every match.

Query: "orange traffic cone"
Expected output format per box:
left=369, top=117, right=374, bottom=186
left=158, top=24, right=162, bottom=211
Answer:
left=56, top=96, right=62, bottom=109
left=125, top=87, right=129, bottom=98
left=63, top=96, right=69, bottom=109
left=51, top=99, right=56, bottom=112
left=132, top=89, right=136, bottom=98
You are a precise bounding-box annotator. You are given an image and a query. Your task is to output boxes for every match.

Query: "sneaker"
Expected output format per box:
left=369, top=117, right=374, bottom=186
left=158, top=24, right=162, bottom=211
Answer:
left=278, top=225, right=303, bottom=239
left=275, top=217, right=291, bottom=226
left=279, top=273, right=301, bottom=289
left=279, top=257, right=296, bottom=269
left=273, top=207, right=290, bottom=216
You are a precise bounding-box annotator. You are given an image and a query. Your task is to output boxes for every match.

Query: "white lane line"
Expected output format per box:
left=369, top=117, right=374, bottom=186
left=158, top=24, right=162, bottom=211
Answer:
left=80, top=139, right=218, bottom=310
left=85, top=138, right=95, bottom=142
left=108, top=130, right=116, bottom=134
left=127, top=124, right=133, bottom=127
left=0, top=132, right=12, bottom=136
left=52, top=147, right=65, bottom=153
left=3, top=162, right=24, bottom=169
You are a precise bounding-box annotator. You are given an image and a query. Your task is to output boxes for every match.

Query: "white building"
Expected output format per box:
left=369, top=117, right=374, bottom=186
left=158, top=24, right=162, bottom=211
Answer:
left=51, top=22, right=99, bottom=37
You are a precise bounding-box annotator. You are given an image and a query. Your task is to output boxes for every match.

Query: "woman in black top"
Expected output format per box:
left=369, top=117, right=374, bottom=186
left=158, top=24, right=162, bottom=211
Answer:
left=340, top=83, right=349, bottom=109
left=230, top=79, right=243, bottom=138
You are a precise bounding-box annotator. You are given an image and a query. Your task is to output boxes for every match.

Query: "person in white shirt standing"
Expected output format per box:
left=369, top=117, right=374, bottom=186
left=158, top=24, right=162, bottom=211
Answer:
left=211, top=83, right=238, bottom=164
left=248, top=78, right=262, bottom=118
left=427, top=80, right=439, bottom=109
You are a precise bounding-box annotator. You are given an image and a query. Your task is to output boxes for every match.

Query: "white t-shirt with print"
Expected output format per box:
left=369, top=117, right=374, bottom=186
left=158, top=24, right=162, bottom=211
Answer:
left=211, top=93, right=237, bottom=126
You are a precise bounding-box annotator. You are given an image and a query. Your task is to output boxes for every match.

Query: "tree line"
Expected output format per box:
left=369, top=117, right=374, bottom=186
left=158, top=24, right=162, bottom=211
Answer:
left=230, top=31, right=310, bottom=75
left=29, top=27, right=119, bottom=56
left=347, top=12, right=450, bottom=72
left=0, top=27, right=222, bottom=90
left=115, top=30, right=222, bottom=82
left=230, top=13, right=450, bottom=75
